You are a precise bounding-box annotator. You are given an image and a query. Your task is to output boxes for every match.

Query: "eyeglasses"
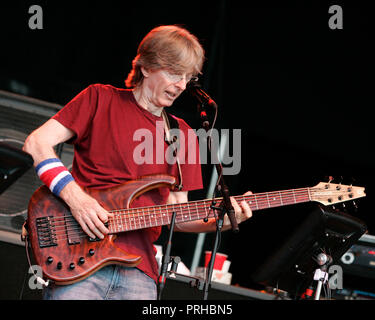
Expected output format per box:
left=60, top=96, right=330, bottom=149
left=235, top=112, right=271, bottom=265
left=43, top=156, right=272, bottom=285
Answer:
left=161, top=70, right=199, bottom=84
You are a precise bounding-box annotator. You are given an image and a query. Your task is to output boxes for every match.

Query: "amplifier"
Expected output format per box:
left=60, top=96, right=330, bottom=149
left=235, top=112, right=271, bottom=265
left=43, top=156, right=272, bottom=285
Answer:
left=340, top=234, right=375, bottom=280
left=0, top=90, right=73, bottom=237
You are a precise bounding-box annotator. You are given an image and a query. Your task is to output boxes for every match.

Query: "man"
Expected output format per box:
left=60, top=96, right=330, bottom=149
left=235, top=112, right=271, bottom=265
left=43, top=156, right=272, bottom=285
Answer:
left=23, top=25, right=252, bottom=300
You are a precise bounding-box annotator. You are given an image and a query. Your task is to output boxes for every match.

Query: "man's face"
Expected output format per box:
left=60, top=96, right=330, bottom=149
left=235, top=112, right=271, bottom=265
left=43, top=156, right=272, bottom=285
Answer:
left=142, top=68, right=194, bottom=108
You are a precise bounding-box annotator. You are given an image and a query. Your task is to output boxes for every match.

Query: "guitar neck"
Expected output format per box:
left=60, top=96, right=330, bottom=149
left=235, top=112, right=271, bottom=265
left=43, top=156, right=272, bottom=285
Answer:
left=107, top=187, right=311, bottom=234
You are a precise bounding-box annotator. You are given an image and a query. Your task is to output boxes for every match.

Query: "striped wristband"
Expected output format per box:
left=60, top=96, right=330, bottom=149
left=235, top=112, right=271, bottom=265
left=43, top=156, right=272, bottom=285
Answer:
left=35, top=158, right=74, bottom=197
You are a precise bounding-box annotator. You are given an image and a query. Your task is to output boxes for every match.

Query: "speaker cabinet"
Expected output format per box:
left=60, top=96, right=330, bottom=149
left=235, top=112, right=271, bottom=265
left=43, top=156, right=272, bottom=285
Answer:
left=0, top=90, right=73, bottom=237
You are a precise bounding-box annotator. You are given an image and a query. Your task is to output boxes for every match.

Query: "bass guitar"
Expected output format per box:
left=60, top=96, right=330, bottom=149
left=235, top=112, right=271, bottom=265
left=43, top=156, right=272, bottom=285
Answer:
left=26, top=174, right=366, bottom=285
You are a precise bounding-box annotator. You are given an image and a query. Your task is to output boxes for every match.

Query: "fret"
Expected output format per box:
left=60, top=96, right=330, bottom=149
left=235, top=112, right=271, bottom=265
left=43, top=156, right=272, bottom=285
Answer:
left=254, top=194, right=259, bottom=210
left=292, top=189, right=297, bottom=203
left=129, top=210, right=135, bottom=230
left=137, top=208, right=144, bottom=229
left=144, top=207, right=151, bottom=228
left=268, top=191, right=282, bottom=207
left=145, top=208, right=156, bottom=227
left=123, top=210, right=128, bottom=231
left=247, top=196, right=254, bottom=209
left=117, top=211, right=124, bottom=232
left=135, top=208, right=140, bottom=230
left=159, top=206, right=164, bottom=226
left=140, top=208, right=146, bottom=229
left=151, top=207, right=157, bottom=227
left=266, top=193, right=271, bottom=208
left=166, top=205, right=171, bottom=224
left=177, top=204, right=184, bottom=223
left=194, top=202, right=199, bottom=220
left=116, top=212, right=121, bottom=232
left=203, top=201, right=209, bottom=220
left=138, top=208, right=144, bottom=229
left=187, top=203, right=192, bottom=221
left=279, top=191, right=283, bottom=206
left=281, top=191, right=294, bottom=205
left=143, top=207, right=149, bottom=227
left=179, top=203, right=185, bottom=222
left=170, top=204, right=178, bottom=223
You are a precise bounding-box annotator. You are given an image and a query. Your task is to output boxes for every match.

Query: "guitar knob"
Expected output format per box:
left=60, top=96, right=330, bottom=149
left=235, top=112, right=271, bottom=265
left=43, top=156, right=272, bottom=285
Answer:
left=57, top=262, right=62, bottom=270
left=89, top=249, right=95, bottom=256
left=69, top=263, right=75, bottom=270
left=46, top=256, right=53, bottom=264
left=78, top=257, right=85, bottom=265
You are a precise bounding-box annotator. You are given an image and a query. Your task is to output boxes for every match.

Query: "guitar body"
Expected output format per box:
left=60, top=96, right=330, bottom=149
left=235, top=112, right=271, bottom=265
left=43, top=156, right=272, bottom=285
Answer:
left=27, top=174, right=176, bottom=285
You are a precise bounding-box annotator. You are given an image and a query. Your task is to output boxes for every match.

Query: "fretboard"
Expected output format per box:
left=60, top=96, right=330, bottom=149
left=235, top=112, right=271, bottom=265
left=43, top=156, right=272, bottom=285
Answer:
left=107, top=187, right=311, bottom=234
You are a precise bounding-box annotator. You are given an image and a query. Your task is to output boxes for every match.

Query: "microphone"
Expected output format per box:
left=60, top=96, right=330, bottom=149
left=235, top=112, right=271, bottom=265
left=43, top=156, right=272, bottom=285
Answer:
left=316, top=253, right=332, bottom=266
left=187, top=81, right=217, bottom=109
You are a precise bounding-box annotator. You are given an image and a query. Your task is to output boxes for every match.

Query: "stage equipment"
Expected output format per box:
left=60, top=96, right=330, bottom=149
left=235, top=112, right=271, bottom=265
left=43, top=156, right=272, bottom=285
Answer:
left=251, top=206, right=367, bottom=299
left=340, top=234, right=375, bottom=279
left=161, top=272, right=282, bottom=300
left=0, top=89, right=73, bottom=239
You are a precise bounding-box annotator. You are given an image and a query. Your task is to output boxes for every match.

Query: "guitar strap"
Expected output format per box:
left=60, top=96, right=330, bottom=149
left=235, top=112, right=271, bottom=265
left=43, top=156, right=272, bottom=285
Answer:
left=162, top=110, right=183, bottom=191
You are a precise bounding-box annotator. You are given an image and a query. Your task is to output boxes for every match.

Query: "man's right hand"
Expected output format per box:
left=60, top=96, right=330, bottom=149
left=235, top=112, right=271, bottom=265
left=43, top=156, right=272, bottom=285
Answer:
left=60, top=182, right=113, bottom=239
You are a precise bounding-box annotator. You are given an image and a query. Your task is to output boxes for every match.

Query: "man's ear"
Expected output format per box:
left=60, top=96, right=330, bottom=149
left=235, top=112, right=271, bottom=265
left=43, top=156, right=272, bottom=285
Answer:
left=140, top=66, right=150, bottom=78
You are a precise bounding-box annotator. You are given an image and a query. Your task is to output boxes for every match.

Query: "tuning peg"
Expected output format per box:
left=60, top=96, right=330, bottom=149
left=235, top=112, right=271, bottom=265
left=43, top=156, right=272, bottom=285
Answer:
left=336, top=176, right=344, bottom=190
left=324, top=176, right=334, bottom=189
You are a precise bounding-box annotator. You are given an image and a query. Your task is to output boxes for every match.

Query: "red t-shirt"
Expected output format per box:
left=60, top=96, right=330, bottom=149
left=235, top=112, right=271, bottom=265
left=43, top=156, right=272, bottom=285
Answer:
left=52, top=83, right=203, bottom=283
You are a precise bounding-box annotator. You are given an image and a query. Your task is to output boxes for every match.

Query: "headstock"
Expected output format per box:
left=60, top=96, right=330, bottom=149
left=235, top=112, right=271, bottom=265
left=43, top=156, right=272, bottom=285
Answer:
left=310, top=182, right=366, bottom=206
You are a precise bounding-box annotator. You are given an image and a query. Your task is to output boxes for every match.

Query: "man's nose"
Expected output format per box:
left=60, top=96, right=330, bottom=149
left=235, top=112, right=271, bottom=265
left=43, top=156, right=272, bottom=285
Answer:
left=175, top=78, right=187, bottom=91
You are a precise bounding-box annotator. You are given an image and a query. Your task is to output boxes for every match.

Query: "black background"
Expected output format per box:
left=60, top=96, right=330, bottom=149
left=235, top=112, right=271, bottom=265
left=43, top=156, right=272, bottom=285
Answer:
left=0, top=0, right=374, bottom=290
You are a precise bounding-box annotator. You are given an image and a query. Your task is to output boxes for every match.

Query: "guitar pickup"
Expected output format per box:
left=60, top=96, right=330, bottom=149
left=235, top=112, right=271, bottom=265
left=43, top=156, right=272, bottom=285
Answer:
left=64, top=215, right=81, bottom=245
left=88, top=222, right=108, bottom=242
left=88, top=236, right=102, bottom=242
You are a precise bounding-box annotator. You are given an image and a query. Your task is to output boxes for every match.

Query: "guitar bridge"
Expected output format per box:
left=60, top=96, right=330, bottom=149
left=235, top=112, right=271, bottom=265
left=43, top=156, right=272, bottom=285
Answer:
left=36, top=216, right=57, bottom=248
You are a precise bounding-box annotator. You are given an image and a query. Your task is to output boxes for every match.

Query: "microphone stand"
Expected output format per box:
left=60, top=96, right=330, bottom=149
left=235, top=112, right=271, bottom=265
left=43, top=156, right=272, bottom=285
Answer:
left=157, top=211, right=177, bottom=300
left=197, top=101, right=239, bottom=300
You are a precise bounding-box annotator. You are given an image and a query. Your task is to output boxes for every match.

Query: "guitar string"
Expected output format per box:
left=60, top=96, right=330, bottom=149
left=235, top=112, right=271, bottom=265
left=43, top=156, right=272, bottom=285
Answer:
left=41, top=192, right=350, bottom=245
left=42, top=191, right=311, bottom=233
left=45, top=188, right=313, bottom=224
left=34, top=187, right=349, bottom=245
left=38, top=208, right=220, bottom=244
left=37, top=193, right=312, bottom=244
left=37, top=193, right=312, bottom=243
left=39, top=192, right=313, bottom=239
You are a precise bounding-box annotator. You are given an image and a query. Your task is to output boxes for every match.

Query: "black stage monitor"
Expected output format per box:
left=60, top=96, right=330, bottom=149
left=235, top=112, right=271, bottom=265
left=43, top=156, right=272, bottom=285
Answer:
left=0, top=142, right=33, bottom=195
left=251, top=206, right=367, bottom=299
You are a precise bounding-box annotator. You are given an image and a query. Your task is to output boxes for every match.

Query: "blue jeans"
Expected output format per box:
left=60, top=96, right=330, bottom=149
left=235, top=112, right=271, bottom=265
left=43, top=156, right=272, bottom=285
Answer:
left=43, top=266, right=157, bottom=300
